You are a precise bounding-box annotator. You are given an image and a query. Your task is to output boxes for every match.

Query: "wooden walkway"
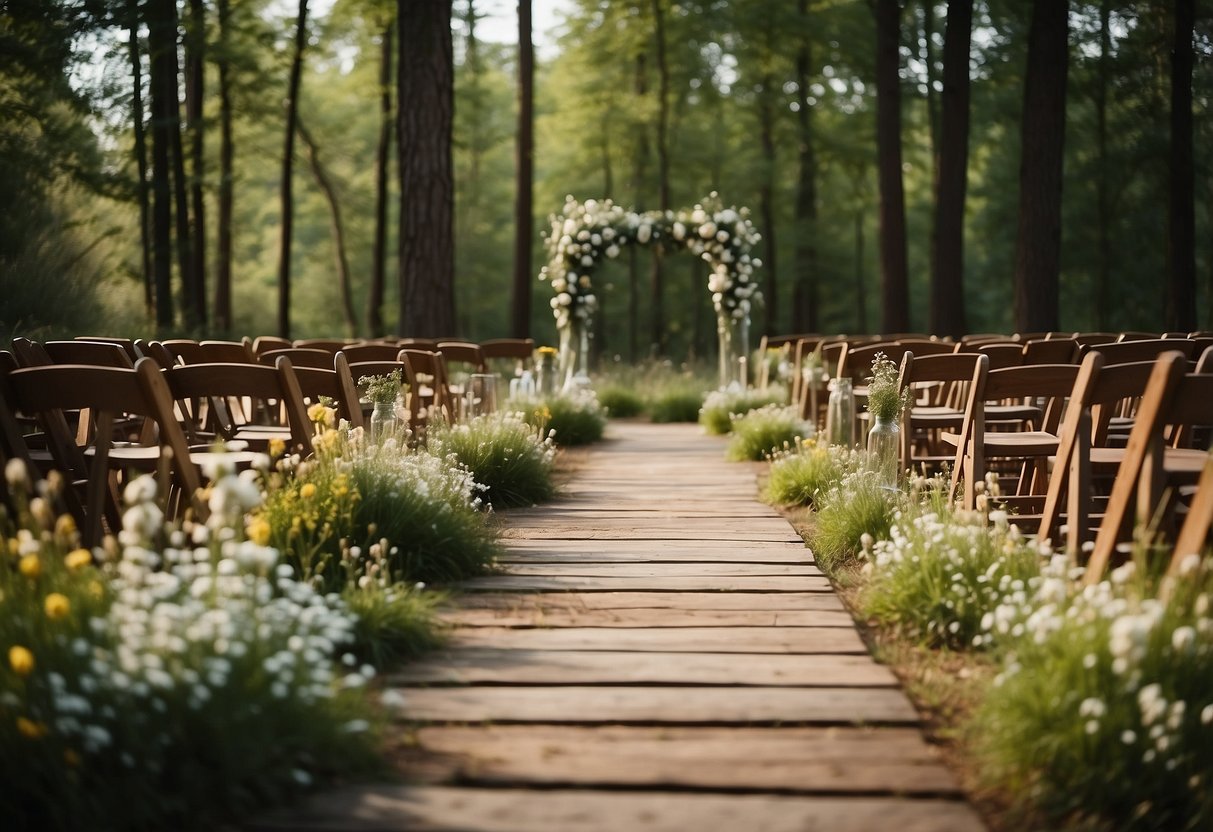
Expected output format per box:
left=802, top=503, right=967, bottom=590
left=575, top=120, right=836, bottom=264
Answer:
left=253, top=422, right=985, bottom=831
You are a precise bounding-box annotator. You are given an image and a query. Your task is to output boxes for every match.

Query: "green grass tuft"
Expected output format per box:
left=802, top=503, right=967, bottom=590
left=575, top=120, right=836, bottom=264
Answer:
left=809, top=470, right=899, bottom=571
left=427, top=412, right=557, bottom=508
left=725, top=405, right=813, bottom=462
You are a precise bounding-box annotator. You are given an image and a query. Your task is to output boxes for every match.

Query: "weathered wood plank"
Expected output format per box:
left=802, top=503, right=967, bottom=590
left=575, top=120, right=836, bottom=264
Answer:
left=496, top=562, right=821, bottom=578
left=400, top=725, right=960, bottom=795
left=390, top=685, right=920, bottom=725
left=439, top=606, right=854, bottom=628
left=447, top=626, right=866, bottom=654
left=457, top=575, right=831, bottom=592
left=392, top=649, right=895, bottom=686
left=450, top=591, right=846, bottom=612
left=500, top=527, right=802, bottom=543
left=496, top=547, right=812, bottom=565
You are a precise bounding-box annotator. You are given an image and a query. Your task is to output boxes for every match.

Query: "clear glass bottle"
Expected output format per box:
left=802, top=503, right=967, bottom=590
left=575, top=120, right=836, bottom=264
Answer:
left=867, top=413, right=901, bottom=490
left=370, top=400, right=397, bottom=444
left=826, top=377, right=855, bottom=447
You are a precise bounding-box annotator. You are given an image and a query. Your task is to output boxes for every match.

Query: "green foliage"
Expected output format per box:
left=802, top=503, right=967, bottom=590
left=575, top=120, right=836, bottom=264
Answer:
left=648, top=388, right=707, bottom=423
left=518, top=392, right=607, bottom=446
left=809, top=470, right=898, bottom=572
left=342, top=581, right=445, bottom=670
left=764, top=438, right=861, bottom=507
left=426, top=412, right=557, bottom=508
left=859, top=485, right=1046, bottom=649
left=725, top=405, right=812, bottom=462
left=699, top=388, right=787, bottom=435
left=596, top=384, right=646, bottom=418
left=864, top=352, right=910, bottom=422
left=358, top=370, right=404, bottom=405
left=971, top=555, right=1213, bottom=830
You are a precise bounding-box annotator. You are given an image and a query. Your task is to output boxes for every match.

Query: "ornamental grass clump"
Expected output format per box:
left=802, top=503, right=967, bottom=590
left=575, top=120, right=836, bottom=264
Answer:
left=971, top=553, right=1213, bottom=831
left=596, top=384, right=646, bottom=418
left=0, top=464, right=378, bottom=831
left=518, top=391, right=606, bottom=446
left=859, top=479, right=1047, bottom=649
left=763, top=438, right=862, bottom=507
left=426, top=411, right=557, bottom=508
left=725, top=404, right=813, bottom=462
left=699, top=387, right=787, bottom=435
left=809, top=468, right=899, bottom=572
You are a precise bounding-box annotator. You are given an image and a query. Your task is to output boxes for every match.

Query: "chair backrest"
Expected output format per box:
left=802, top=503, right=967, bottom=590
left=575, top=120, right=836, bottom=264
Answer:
left=969, top=342, right=1023, bottom=370
left=1072, top=332, right=1120, bottom=348
left=479, top=338, right=536, bottom=361
left=436, top=341, right=488, bottom=375
left=1169, top=452, right=1213, bottom=578
left=164, top=360, right=313, bottom=455
left=1084, top=353, right=1213, bottom=581
left=134, top=339, right=178, bottom=369
left=398, top=349, right=452, bottom=424
left=1022, top=337, right=1079, bottom=365
left=10, top=337, right=52, bottom=368
left=164, top=339, right=254, bottom=365
left=72, top=336, right=139, bottom=362
left=341, top=343, right=407, bottom=364
left=839, top=341, right=953, bottom=383
left=43, top=341, right=134, bottom=368
left=258, top=348, right=335, bottom=370
left=1117, top=331, right=1161, bottom=342
left=1083, top=337, right=1195, bottom=365
left=1, top=359, right=202, bottom=545
left=397, top=337, right=439, bottom=351
left=293, top=338, right=353, bottom=353
left=252, top=335, right=292, bottom=357
left=285, top=352, right=365, bottom=430
left=897, top=351, right=985, bottom=472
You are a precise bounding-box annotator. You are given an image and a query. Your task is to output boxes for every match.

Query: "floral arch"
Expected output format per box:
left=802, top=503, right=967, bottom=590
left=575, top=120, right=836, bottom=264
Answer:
left=539, top=193, right=763, bottom=389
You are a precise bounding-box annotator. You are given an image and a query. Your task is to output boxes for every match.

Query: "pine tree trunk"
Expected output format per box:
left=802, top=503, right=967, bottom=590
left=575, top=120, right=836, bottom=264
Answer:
left=1167, top=0, right=1196, bottom=332
left=157, top=0, right=195, bottom=329
left=629, top=51, right=649, bottom=363
left=146, top=0, right=176, bottom=330
left=397, top=0, right=456, bottom=337
left=511, top=0, right=535, bottom=339
left=921, top=0, right=938, bottom=172
left=856, top=207, right=868, bottom=333
left=1093, top=0, right=1110, bottom=331
left=874, top=0, right=910, bottom=334
left=649, top=0, right=670, bottom=356
left=1012, top=0, right=1068, bottom=334
left=792, top=0, right=819, bottom=334
left=128, top=0, right=154, bottom=319
left=759, top=69, right=778, bottom=336
left=368, top=22, right=392, bottom=338
left=277, top=0, right=308, bottom=339
left=298, top=119, right=358, bottom=338
left=186, top=0, right=207, bottom=327
left=929, top=0, right=971, bottom=338
left=214, top=0, right=234, bottom=333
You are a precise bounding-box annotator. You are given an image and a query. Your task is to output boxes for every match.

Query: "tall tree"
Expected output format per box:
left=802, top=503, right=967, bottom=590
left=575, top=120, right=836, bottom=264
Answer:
left=754, top=4, right=779, bottom=336
left=649, top=0, right=671, bottom=354
left=511, top=0, right=534, bottom=338
left=397, top=0, right=456, bottom=337
left=127, top=0, right=153, bottom=319
left=145, top=0, right=177, bottom=329
left=277, top=0, right=308, bottom=339
left=1167, top=0, right=1196, bottom=332
left=298, top=119, right=359, bottom=337
left=368, top=17, right=393, bottom=338
left=1012, top=0, right=1069, bottom=334
left=1092, top=0, right=1111, bottom=331
left=163, top=0, right=196, bottom=329
left=929, top=0, right=972, bottom=337
left=791, top=0, right=819, bottom=335
left=214, top=0, right=234, bottom=333
left=874, top=0, right=910, bottom=333
left=185, top=0, right=207, bottom=326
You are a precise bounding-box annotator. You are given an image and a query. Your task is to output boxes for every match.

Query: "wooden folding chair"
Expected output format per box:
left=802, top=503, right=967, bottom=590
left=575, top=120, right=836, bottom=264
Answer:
left=1167, top=452, right=1213, bottom=578
left=286, top=352, right=365, bottom=430
left=943, top=362, right=1081, bottom=512
left=436, top=341, right=489, bottom=375
left=341, top=343, right=408, bottom=364
left=258, top=348, right=336, bottom=370
left=46, top=341, right=135, bottom=368
left=1022, top=338, right=1079, bottom=365
left=1084, top=353, right=1213, bottom=581
left=252, top=335, right=292, bottom=357
left=399, top=349, right=453, bottom=430
left=73, top=336, right=139, bottom=362
left=293, top=338, right=353, bottom=353
left=1082, top=338, right=1195, bottom=365
left=164, top=339, right=255, bottom=365
left=897, top=351, right=985, bottom=477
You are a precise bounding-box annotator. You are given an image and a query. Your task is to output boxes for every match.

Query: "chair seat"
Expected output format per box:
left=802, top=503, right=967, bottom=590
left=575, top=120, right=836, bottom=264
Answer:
left=1090, top=445, right=1207, bottom=481
left=941, top=430, right=1059, bottom=457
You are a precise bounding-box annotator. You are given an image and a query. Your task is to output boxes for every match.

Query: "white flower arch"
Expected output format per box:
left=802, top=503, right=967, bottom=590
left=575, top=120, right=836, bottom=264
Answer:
left=539, top=193, right=764, bottom=336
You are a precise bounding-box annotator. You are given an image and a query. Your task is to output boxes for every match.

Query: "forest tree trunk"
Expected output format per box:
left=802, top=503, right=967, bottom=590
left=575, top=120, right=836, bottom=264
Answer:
left=128, top=0, right=153, bottom=319
left=792, top=0, right=819, bottom=334
left=1012, top=0, right=1069, bottom=334
left=215, top=0, right=234, bottom=333
left=276, top=0, right=308, bottom=339
left=185, top=0, right=207, bottom=327
left=146, top=0, right=176, bottom=330
left=298, top=119, right=358, bottom=338
left=397, top=0, right=456, bottom=337
left=512, top=0, right=535, bottom=339
left=1167, top=0, right=1196, bottom=332
left=369, top=22, right=392, bottom=338
left=649, top=0, right=670, bottom=355
left=874, top=0, right=910, bottom=333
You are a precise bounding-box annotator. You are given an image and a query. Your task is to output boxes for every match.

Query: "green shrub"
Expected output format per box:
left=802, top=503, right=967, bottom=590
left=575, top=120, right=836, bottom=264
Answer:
left=0, top=468, right=378, bottom=831
left=342, top=577, right=445, bottom=669
left=860, top=485, right=1047, bottom=649
left=518, top=392, right=607, bottom=446
left=699, top=387, right=786, bottom=435
left=764, top=439, right=860, bottom=506
left=971, top=555, right=1213, bottom=830
left=426, top=412, right=557, bottom=508
left=809, top=469, right=899, bottom=571
left=596, top=385, right=646, bottom=418
left=725, top=404, right=813, bottom=462
left=648, top=388, right=707, bottom=423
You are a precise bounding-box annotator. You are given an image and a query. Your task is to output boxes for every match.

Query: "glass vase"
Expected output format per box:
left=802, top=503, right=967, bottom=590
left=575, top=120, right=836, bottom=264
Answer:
left=716, top=311, right=750, bottom=391
left=559, top=321, right=592, bottom=392
left=867, top=413, right=901, bottom=490
left=369, top=400, right=398, bottom=444
left=826, top=378, right=855, bottom=447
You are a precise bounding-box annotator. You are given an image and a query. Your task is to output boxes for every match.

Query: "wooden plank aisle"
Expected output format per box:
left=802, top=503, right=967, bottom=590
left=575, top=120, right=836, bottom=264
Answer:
left=251, top=421, right=985, bottom=832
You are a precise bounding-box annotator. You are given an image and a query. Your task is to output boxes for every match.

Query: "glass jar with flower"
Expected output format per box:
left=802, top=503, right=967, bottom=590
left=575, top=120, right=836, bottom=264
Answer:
left=359, top=370, right=403, bottom=444
left=864, top=352, right=909, bottom=490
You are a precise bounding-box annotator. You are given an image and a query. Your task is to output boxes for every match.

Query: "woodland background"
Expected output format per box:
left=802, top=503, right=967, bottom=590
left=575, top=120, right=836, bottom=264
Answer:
left=1, top=0, right=1210, bottom=362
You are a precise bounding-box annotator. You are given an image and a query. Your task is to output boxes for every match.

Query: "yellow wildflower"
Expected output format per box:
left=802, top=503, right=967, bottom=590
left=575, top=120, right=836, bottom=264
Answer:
left=246, top=518, right=272, bottom=546
left=54, top=514, right=77, bottom=542
left=307, top=403, right=336, bottom=428
left=16, top=717, right=48, bottom=739
left=268, top=437, right=286, bottom=458
left=18, top=555, right=40, bottom=579
left=88, top=580, right=105, bottom=600
left=44, top=593, right=70, bottom=621
left=65, top=549, right=92, bottom=571
left=299, top=483, right=317, bottom=500
left=9, top=645, right=35, bottom=677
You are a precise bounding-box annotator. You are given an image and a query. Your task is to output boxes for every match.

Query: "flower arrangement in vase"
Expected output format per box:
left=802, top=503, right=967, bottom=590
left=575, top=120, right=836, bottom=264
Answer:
left=359, top=370, right=403, bottom=443
left=864, top=352, right=910, bottom=489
